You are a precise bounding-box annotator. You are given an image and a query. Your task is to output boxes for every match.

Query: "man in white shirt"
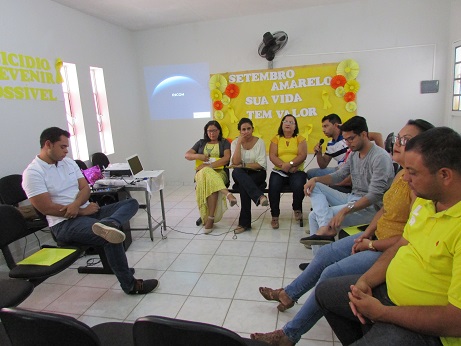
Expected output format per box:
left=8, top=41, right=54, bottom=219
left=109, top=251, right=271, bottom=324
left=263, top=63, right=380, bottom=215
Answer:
left=22, top=127, right=159, bottom=294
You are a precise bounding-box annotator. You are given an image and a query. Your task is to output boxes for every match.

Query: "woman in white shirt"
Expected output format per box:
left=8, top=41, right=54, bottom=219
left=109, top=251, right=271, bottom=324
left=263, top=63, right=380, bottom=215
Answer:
left=230, top=118, right=268, bottom=234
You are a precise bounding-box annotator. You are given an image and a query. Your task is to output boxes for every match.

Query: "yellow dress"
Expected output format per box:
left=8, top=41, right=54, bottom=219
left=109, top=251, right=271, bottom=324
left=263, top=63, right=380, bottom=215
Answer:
left=195, top=144, right=229, bottom=224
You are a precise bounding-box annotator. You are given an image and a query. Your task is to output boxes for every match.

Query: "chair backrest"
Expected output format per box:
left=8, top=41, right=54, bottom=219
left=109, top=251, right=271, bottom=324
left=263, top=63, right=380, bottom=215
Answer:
left=91, top=152, right=110, bottom=170
left=133, top=315, right=247, bottom=346
left=0, top=307, right=101, bottom=346
left=75, top=159, right=88, bottom=170
left=0, top=205, right=33, bottom=249
left=384, top=132, right=395, bottom=154
left=0, top=175, right=27, bottom=206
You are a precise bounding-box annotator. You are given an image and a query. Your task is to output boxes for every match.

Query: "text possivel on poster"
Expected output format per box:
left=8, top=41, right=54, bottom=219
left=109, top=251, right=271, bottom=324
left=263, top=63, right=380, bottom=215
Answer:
left=0, top=51, right=64, bottom=102
left=209, top=60, right=360, bottom=152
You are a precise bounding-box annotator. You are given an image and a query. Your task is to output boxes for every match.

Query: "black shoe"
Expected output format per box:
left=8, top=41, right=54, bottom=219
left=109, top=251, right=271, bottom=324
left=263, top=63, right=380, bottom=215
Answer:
left=300, top=234, right=335, bottom=245
left=299, top=263, right=309, bottom=271
left=92, top=221, right=126, bottom=244
left=128, top=279, right=159, bottom=294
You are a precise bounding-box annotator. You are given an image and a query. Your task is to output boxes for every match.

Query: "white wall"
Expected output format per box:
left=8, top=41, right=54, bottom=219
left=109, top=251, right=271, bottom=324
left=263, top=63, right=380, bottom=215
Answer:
left=0, top=0, right=147, bottom=178
left=134, top=0, right=452, bottom=185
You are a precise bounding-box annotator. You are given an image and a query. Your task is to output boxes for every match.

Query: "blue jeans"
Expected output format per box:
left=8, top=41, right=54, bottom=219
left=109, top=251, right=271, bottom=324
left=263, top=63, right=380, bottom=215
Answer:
left=316, top=275, right=443, bottom=346
left=50, top=198, right=139, bottom=293
left=282, top=233, right=382, bottom=343
left=306, top=167, right=337, bottom=179
left=268, top=170, right=307, bottom=217
left=232, top=168, right=267, bottom=228
left=309, top=183, right=377, bottom=255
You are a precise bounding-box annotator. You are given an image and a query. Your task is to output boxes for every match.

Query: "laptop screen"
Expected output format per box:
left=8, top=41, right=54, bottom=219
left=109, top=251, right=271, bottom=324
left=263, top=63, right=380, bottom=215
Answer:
left=127, top=155, right=143, bottom=176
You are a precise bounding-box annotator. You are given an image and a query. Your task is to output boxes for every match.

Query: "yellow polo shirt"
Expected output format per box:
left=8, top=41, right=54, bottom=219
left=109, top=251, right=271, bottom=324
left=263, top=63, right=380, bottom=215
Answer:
left=387, top=198, right=461, bottom=346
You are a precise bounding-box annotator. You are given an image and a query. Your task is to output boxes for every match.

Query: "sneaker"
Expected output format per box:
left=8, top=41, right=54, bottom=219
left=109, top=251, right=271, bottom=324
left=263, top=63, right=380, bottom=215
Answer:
left=92, top=221, right=126, bottom=244
left=128, top=279, right=159, bottom=294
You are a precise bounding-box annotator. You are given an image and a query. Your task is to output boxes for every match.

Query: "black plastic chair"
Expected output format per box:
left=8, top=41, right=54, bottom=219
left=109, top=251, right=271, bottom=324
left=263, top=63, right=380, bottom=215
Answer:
left=91, top=152, right=110, bottom=170
left=75, top=159, right=88, bottom=170
left=133, top=315, right=266, bottom=346
left=0, top=205, right=82, bottom=286
left=0, top=174, right=48, bottom=233
left=0, top=307, right=133, bottom=346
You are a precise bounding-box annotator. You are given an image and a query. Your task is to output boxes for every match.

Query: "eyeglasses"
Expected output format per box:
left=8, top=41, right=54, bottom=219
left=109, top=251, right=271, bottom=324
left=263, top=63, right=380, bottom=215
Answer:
left=283, top=120, right=295, bottom=125
left=344, top=134, right=357, bottom=143
left=207, top=129, right=218, bottom=133
left=394, top=134, right=411, bottom=147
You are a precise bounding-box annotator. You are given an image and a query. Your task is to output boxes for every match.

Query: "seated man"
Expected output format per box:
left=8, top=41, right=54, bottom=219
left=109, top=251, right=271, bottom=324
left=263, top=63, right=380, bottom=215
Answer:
left=316, top=127, right=461, bottom=345
left=301, top=116, right=394, bottom=253
left=22, top=127, right=159, bottom=295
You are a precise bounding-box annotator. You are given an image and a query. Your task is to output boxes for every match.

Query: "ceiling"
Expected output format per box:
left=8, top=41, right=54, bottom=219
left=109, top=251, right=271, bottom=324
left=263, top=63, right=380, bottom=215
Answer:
left=50, top=0, right=355, bottom=31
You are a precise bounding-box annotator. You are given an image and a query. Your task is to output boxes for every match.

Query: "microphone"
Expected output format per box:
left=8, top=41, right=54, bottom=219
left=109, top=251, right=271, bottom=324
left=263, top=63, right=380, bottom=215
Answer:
left=304, top=138, right=325, bottom=172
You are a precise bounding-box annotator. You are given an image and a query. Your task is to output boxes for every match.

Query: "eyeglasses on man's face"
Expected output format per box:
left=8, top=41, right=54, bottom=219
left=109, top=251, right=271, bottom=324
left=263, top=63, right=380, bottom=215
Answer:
left=282, top=120, right=295, bottom=125
left=394, top=134, right=411, bottom=147
left=344, top=134, right=357, bottom=143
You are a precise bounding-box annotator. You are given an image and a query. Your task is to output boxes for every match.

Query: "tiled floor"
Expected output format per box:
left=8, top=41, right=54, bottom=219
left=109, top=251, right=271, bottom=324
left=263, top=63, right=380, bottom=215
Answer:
left=7, top=185, right=339, bottom=345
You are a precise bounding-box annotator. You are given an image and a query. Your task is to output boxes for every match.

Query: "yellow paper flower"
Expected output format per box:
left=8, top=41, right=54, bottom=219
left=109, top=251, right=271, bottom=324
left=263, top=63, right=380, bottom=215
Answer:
left=210, top=89, right=222, bottom=101
left=209, top=74, right=228, bottom=92
left=337, top=59, right=360, bottom=80
left=344, top=80, right=360, bottom=93
left=221, top=95, right=231, bottom=105
left=345, top=101, right=357, bottom=112
left=335, top=86, right=345, bottom=97
left=214, top=110, right=224, bottom=120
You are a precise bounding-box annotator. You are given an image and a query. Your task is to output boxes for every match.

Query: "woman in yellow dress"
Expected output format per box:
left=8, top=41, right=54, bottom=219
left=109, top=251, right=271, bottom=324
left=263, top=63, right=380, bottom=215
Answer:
left=269, top=114, right=307, bottom=229
left=185, top=121, right=237, bottom=233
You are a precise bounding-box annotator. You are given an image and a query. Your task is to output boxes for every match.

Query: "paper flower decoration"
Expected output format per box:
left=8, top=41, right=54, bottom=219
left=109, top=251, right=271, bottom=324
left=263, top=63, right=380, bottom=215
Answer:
left=221, top=95, right=231, bottom=105
left=225, top=83, right=240, bottom=98
left=209, top=74, right=228, bottom=92
left=345, top=101, right=357, bottom=112
left=210, top=89, right=222, bottom=101
left=214, top=110, right=224, bottom=120
left=213, top=100, right=223, bottom=110
left=330, top=75, right=347, bottom=89
left=337, top=59, right=360, bottom=80
left=344, top=92, right=356, bottom=102
left=335, top=86, right=345, bottom=97
left=344, top=80, right=360, bottom=93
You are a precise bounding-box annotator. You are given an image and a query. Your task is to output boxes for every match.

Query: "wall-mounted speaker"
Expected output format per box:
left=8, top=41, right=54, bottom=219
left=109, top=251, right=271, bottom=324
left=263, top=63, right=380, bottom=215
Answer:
left=421, top=80, right=439, bottom=94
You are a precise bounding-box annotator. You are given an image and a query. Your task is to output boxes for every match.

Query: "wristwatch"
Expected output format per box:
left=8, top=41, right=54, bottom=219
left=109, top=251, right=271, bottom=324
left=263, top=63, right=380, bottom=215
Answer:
left=346, top=202, right=355, bottom=211
left=289, top=161, right=294, bottom=166
left=368, top=240, right=377, bottom=251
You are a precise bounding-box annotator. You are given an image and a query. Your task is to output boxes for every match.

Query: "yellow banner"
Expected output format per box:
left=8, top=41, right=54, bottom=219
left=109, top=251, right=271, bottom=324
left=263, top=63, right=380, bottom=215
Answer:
left=210, top=61, right=359, bottom=153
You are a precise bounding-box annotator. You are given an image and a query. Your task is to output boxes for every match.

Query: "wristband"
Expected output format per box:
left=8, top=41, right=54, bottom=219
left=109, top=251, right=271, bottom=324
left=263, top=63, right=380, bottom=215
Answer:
left=368, top=240, right=376, bottom=251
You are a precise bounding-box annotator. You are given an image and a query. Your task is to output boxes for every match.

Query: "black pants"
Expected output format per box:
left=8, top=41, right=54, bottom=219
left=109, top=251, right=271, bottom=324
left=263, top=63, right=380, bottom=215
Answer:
left=232, top=168, right=266, bottom=228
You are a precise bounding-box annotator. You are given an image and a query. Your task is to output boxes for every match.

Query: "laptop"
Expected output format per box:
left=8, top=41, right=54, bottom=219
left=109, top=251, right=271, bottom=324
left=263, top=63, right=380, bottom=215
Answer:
left=126, top=154, right=160, bottom=178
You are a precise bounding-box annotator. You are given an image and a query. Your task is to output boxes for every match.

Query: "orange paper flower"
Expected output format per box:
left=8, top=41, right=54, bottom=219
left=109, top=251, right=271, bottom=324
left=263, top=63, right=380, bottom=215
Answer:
left=213, top=100, right=223, bottom=110
left=330, top=75, right=347, bottom=89
left=225, top=83, right=240, bottom=98
left=344, top=92, right=356, bottom=102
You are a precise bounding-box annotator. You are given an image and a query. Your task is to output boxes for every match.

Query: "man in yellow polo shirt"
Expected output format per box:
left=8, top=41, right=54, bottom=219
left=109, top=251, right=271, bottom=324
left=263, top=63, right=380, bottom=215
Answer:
left=315, top=127, right=461, bottom=346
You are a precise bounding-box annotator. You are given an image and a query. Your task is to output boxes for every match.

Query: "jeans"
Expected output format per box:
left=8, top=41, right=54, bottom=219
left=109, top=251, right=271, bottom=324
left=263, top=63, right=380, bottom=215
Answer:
left=282, top=233, right=382, bottom=343
left=316, top=275, right=443, bottom=346
left=306, top=167, right=337, bottom=179
left=50, top=198, right=139, bottom=293
left=309, top=183, right=377, bottom=255
left=268, top=170, right=307, bottom=217
left=232, top=168, right=267, bottom=228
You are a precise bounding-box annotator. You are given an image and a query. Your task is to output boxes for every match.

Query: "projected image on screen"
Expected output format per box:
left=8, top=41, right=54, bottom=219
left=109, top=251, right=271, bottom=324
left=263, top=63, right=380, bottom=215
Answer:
left=144, top=63, right=211, bottom=120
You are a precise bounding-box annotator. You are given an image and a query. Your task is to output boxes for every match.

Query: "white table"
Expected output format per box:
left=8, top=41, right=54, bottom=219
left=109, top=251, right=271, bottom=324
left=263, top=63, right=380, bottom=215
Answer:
left=95, top=170, right=166, bottom=241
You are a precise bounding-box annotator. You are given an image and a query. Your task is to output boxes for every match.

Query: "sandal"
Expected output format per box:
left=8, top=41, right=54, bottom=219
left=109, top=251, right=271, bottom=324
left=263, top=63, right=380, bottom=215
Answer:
left=204, top=216, right=214, bottom=234
left=234, top=225, right=250, bottom=234
left=294, top=210, right=303, bottom=221
left=259, top=287, right=294, bottom=312
left=226, top=193, right=238, bottom=207
left=271, top=217, right=279, bottom=229
left=258, top=195, right=269, bottom=207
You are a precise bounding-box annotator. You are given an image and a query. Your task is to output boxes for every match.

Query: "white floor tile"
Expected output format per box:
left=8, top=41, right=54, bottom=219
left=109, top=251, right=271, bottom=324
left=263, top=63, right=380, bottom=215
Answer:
left=190, top=273, right=241, bottom=299
left=177, top=296, right=232, bottom=325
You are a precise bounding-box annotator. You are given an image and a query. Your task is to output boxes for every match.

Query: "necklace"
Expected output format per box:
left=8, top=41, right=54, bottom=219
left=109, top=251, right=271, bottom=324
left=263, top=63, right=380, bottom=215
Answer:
left=205, top=144, right=216, bottom=156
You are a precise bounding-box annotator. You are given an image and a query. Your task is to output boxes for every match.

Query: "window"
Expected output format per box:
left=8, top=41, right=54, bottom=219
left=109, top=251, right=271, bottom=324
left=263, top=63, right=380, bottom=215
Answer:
left=61, top=63, right=89, bottom=160
left=453, top=45, right=461, bottom=111
left=90, top=67, right=114, bottom=154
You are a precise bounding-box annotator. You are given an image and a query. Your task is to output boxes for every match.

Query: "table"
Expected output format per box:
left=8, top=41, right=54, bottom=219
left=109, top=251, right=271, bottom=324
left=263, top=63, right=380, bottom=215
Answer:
left=94, top=170, right=166, bottom=241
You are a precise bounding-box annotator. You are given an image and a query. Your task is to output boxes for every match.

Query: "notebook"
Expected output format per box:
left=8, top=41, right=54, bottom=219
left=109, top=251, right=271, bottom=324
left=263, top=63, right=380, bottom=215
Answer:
left=126, top=154, right=160, bottom=178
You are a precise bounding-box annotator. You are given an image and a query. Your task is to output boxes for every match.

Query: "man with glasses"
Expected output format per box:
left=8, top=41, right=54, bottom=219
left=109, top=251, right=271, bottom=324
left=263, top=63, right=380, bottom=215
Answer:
left=301, top=116, right=394, bottom=254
